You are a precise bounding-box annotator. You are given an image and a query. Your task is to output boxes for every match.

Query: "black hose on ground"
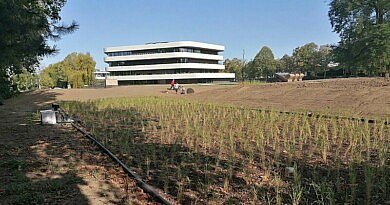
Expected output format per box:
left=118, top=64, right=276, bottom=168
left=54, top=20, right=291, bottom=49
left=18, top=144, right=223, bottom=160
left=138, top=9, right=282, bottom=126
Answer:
left=71, top=122, right=172, bottom=205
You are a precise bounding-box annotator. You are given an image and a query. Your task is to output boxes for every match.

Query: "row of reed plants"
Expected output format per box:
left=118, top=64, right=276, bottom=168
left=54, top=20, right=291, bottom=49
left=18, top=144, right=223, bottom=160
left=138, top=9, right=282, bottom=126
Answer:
left=61, top=97, right=389, bottom=204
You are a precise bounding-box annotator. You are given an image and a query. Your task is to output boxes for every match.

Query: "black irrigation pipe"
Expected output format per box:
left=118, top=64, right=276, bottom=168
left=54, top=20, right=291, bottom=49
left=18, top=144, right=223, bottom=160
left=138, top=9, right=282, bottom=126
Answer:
left=70, top=121, right=172, bottom=205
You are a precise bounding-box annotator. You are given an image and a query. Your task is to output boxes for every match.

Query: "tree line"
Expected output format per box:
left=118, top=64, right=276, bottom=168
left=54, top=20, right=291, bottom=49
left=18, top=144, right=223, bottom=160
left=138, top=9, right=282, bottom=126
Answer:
left=40, top=53, right=96, bottom=88
left=224, top=0, right=389, bottom=81
left=224, top=43, right=333, bottom=81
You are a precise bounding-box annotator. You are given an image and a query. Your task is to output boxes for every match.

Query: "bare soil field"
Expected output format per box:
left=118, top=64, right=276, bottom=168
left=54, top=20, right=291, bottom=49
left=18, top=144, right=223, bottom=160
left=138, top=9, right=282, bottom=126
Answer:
left=45, top=77, right=390, bottom=119
left=191, top=77, right=390, bottom=119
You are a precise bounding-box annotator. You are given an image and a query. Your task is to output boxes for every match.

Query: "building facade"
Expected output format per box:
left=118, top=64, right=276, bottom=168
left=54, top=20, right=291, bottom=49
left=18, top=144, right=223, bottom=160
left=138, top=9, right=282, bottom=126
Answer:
left=103, top=41, right=235, bottom=85
left=94, top=70, right=110, bottom=80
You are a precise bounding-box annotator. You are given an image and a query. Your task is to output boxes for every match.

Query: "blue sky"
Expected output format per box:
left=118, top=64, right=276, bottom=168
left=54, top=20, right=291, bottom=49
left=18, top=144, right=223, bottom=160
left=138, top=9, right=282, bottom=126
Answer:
left=41, top=0, right=340, bottom=70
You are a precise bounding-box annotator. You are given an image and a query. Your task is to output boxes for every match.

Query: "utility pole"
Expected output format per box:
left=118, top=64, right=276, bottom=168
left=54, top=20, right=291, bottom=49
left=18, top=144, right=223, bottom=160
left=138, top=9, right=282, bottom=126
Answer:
left=241, top=49, right=245, bottom=81
left=242, top=49, right=245, bottom=64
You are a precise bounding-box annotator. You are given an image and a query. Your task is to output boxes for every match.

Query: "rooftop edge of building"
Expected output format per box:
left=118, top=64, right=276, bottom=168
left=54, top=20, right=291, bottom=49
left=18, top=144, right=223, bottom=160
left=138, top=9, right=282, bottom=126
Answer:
left=104, top=41, right=225, bottom=53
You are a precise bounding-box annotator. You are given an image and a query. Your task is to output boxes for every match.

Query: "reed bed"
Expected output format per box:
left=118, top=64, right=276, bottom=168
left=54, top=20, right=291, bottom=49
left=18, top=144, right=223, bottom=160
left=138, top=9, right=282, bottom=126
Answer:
left=61, top=97, right=389, bottom=204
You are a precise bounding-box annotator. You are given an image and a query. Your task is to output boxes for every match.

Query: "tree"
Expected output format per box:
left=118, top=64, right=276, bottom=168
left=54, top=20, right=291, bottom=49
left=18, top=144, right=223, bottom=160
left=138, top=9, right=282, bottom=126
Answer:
left=40, top=52, right=96, bottom=88
left=40, top=71, right=56, bottom=88
left=317, top=45, right=333, bottom=78
left=242, top=60, right=255, bottom=80
left=0, top=0, right=78, bottom=98
left=12, top=69, right=36, bottom=91
left=223, top=58, right=245, bottom=81
left=292, top=43, right=333, bottom=78
left=252, top=46, right=276, bottom=81
left=39, top=62, right=65, bottom=88
left=292, top=43, right=319, bottom=75
left=329, top=0, right=390, bottom=75
left=277, top=54, right=295, bottom=73
left=63, top=53, right=96, bottom=87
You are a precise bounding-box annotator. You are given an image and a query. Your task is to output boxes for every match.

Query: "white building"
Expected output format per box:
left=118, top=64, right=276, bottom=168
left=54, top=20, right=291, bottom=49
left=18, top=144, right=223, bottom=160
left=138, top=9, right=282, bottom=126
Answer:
left=103, top=41, right=235, bottom=85
left=94, top=70, right=110, bottom=80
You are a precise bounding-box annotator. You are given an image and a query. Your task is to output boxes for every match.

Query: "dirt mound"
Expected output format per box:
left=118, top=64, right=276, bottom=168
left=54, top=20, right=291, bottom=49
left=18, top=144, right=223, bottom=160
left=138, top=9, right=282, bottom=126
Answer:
left=190, top=78, right=390, bottom=119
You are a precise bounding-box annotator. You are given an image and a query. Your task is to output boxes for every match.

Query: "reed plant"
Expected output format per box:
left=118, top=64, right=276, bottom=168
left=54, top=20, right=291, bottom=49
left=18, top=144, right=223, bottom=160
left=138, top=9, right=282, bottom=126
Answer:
left=61, top=97, right=389, bottom=204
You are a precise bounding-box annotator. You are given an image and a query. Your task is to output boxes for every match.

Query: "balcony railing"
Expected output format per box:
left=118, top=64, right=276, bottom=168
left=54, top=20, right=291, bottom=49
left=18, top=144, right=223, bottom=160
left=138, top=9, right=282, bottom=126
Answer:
left=106, top=48, right=218, bottom=57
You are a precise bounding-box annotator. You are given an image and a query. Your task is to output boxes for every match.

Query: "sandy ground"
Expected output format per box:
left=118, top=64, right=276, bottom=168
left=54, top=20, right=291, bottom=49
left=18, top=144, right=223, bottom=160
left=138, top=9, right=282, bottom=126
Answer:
left=45, top=77, right=389, bottom=119
left=0, top=90, right=155, bottom=204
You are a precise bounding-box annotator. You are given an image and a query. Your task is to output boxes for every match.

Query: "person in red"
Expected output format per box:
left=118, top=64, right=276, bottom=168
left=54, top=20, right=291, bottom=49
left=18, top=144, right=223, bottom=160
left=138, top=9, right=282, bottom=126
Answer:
left=170, top=79, right=175, bottom=90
